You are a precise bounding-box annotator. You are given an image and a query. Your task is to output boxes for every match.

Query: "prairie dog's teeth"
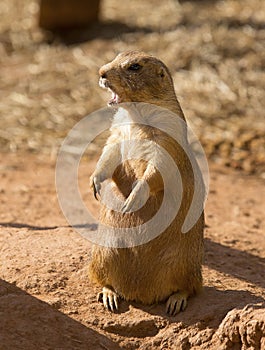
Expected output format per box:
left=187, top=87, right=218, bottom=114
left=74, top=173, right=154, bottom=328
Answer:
left=106, top=88, right=121, bottom=106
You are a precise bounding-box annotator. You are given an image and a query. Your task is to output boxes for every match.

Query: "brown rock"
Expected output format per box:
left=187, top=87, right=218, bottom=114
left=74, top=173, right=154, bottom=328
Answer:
left=213, top=303, right=265, bottom=350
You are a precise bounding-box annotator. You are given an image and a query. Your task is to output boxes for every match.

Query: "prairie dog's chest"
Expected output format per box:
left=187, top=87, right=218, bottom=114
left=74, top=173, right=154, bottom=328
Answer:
left=111, top=110, right=141, bottom=139
left=119, top=124, right=146, bottom=161
left=120, top=123, right=132, bottom=139
left=111, top=109, right=149, bottom=160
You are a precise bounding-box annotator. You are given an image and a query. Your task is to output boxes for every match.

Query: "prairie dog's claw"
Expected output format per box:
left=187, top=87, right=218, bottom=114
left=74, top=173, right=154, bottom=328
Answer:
left=90, top=175, right=102, bottom=201
left=166, top=291, right=188, bottom=316
left=92, top=180, right=101, bottom=200
left=97, top=287, right=119, bottom=312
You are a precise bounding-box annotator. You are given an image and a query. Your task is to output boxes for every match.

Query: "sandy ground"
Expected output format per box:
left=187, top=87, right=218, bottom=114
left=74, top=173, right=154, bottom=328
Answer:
left=0, top=153, right=264, bottom=349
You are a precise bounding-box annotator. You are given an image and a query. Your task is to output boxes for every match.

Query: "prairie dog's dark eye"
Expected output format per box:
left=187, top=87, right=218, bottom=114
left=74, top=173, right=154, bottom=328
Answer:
left=128, top=63, right=142, bottom=71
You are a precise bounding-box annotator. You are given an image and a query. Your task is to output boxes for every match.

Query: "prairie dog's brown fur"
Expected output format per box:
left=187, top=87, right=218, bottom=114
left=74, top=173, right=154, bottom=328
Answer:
left=89, top=51, right=204, bottom=315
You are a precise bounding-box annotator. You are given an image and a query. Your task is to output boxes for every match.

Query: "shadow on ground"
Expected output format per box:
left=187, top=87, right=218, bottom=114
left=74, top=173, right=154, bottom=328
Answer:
left=0, top=279, right=120, bottom=350
left=205, top=238, right=265, bottom=289
left=46, top=20, right=153, bottom=45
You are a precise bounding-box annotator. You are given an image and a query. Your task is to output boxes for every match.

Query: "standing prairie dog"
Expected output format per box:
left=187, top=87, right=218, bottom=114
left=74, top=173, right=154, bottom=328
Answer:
left=89, top=51, right=204, bottom=315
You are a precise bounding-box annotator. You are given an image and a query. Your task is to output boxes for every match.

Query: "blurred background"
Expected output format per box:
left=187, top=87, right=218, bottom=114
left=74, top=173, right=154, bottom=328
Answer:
left=0, top=0, right=264, bottom=177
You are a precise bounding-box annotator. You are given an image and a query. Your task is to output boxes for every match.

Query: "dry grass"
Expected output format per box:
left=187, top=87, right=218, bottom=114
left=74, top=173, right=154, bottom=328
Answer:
left=0, top=0, right=264, bottom=176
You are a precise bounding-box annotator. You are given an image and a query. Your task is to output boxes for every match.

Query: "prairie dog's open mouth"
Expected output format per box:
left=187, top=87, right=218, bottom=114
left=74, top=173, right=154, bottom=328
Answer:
left=99, top=77, right=122, bottom=106
left=108, top=89, right=122, bottom=106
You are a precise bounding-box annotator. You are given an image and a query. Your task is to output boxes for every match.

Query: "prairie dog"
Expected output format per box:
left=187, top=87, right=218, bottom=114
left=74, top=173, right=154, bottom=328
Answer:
left=89, top=51, right=204, bottom=315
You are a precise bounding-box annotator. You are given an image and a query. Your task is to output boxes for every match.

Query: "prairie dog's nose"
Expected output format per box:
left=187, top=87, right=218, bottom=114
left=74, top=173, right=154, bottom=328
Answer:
left=99, top=61, right=114, bottom=78
left=99, top=66, right=108, bottom=79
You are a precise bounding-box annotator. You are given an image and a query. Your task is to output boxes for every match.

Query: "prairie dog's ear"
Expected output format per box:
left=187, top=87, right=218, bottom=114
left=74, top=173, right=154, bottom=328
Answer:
left=157, top=67, right=166, bottom=78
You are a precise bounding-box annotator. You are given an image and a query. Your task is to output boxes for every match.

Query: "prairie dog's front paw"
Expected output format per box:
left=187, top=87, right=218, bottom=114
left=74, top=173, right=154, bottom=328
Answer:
left=90, top=171, right=106, bottom=200
left=122, top=180, right=150, bottom=213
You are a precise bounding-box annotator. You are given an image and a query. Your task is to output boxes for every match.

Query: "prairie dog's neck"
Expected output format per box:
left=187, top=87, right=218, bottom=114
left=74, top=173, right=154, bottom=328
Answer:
left=147, top=97, right=186, bottom=121
left=111, top=103, right=188, bottom=145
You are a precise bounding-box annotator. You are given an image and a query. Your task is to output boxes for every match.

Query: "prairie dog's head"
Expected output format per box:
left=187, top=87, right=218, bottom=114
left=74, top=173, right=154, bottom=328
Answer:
left=99, top=51, right=177, bottom=106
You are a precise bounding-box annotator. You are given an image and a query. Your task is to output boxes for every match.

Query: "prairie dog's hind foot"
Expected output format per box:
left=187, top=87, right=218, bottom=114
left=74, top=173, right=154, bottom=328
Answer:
left=166, top=291, right=188, bottom=316
left=97, top=286, right=120, bottom=312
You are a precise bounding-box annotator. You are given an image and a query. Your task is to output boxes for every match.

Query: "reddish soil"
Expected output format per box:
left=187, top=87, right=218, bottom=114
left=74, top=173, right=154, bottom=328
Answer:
left=0, top=153, right=264, bottom=349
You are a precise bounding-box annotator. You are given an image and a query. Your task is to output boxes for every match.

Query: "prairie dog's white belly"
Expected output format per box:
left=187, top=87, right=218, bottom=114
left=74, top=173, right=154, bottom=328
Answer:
left=121, top=124, right=131, bottom=161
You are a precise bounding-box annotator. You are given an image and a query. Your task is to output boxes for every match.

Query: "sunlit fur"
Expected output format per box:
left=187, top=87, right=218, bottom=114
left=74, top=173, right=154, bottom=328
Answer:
left=89, top=51, right=204, bottom=306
